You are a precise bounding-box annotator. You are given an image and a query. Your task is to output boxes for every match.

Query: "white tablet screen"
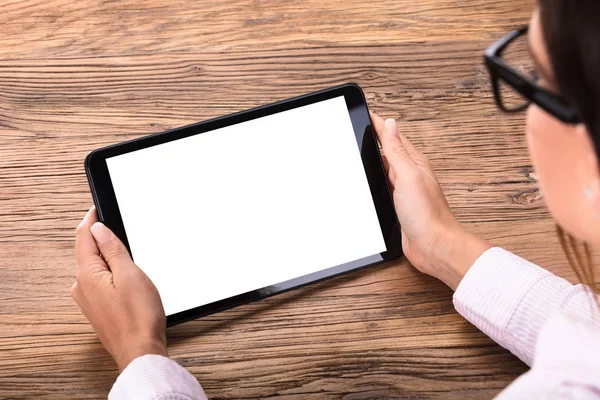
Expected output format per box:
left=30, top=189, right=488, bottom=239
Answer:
left=106, top=96, right=386, bottom=316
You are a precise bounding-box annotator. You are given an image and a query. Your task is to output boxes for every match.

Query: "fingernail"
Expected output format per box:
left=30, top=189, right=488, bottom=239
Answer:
left=90, top=222, right=111, bottom=244
left=385, top=118, right=396, bottom=134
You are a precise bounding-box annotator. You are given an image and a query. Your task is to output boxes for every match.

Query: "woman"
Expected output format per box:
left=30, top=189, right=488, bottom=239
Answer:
left=73, top=1, right=600, bottom=398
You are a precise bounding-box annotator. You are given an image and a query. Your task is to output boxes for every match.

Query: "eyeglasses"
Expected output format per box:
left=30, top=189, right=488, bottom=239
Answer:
left=484, top=26, right=581, bottom=124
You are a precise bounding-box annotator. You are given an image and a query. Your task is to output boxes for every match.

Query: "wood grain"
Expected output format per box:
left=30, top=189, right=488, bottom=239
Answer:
left=0, top=0, right=577, bottom=398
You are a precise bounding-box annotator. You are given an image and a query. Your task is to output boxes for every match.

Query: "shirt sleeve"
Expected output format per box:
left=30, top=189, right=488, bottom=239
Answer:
left=109, top=354, right=208, bottom=400
left=453, top=247, right=594, bottom=366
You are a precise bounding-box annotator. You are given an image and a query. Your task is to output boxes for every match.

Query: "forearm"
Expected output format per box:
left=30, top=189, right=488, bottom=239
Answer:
left=452, top=247, right=592, bottom=366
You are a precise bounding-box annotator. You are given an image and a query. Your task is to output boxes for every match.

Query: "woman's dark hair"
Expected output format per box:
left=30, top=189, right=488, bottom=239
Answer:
left=540, top=0, right=600, bottom=293
left=539, top=0, right=600, bottom=156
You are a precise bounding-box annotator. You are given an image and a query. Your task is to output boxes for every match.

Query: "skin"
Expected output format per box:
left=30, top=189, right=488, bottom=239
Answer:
left=526, top=10, right=600, bottom=245
left=73, top=208, right=167, bottom=372
left=73, top=7, right=600, bottom=371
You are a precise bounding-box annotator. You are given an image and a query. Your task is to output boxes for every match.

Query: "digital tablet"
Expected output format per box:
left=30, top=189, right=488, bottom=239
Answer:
left=85, top=83, right=402, bottom=326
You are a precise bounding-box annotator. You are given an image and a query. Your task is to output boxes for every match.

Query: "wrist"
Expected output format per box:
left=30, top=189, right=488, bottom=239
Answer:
left=435, top=224, right=492, bottom=291
left=115, top=338, right=168, bottom=373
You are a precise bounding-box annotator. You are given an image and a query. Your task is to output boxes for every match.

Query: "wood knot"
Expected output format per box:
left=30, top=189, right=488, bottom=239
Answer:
left=510, top=189, right=542, bottom=205
left=458, top=78, right=478, bottom=89
left=148, top=123, right=169, bottom=131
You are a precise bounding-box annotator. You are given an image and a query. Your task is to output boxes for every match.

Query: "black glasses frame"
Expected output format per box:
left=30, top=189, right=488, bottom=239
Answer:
left=484, top=26, right=581, bottom=124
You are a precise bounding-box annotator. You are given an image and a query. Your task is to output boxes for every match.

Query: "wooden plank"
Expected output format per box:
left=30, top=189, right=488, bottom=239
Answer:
left=0, top=0, right=531, bottom=59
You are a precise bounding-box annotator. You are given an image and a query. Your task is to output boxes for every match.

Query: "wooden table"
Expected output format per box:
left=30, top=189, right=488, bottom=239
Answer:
left=0, top=0, right=577, bottom=398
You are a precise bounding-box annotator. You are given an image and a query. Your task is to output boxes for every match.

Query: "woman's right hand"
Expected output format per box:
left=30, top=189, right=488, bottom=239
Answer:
left=73, top=207, right=168, bottom=372
left=371, top=112, right=491, bottom=290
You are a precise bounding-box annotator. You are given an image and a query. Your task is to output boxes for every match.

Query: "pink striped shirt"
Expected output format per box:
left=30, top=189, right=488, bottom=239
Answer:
left=109, top=247, right=600, bottom=399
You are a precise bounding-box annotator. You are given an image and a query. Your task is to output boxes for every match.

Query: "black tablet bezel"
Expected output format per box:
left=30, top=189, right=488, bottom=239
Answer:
left=85, top=83, right=402, bottom=327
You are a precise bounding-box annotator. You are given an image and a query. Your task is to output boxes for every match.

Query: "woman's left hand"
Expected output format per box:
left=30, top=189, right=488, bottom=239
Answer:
left=370, top=112, right=491, bottom=290
left=73, top=207, right=167, bottom=372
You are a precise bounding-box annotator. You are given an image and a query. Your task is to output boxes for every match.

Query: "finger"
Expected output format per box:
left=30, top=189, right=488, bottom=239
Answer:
left=372, top=112, right=400, bottom=188
left=381, top=155, right=396, bottom=190
left=398, top=132, right=421, bottom=158
left=71, top=282, right=80, bottom=303
left=372, top=112, right=396, bottom=181
left=397, top=130, right=437, bottom=178
left=397, top=131, right=428, bottom=165
left=76, top=207, right=103, bottom=269
left=381, top=153, right=390, bottom=175
left=379, top=118, right=416, bottom=176
left=370, top=111, right=386, bottom=142
left=90, top=222, right=134, bottom=275
left=375, top=113, right=428, bottom=165
left=399, top=121, right=438, bottom=169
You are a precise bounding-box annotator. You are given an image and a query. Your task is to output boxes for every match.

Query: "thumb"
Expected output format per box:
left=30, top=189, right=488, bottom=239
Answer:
left=90, top=222, right=133, bottom=273
left=380, top=118, right=415, bottom=175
